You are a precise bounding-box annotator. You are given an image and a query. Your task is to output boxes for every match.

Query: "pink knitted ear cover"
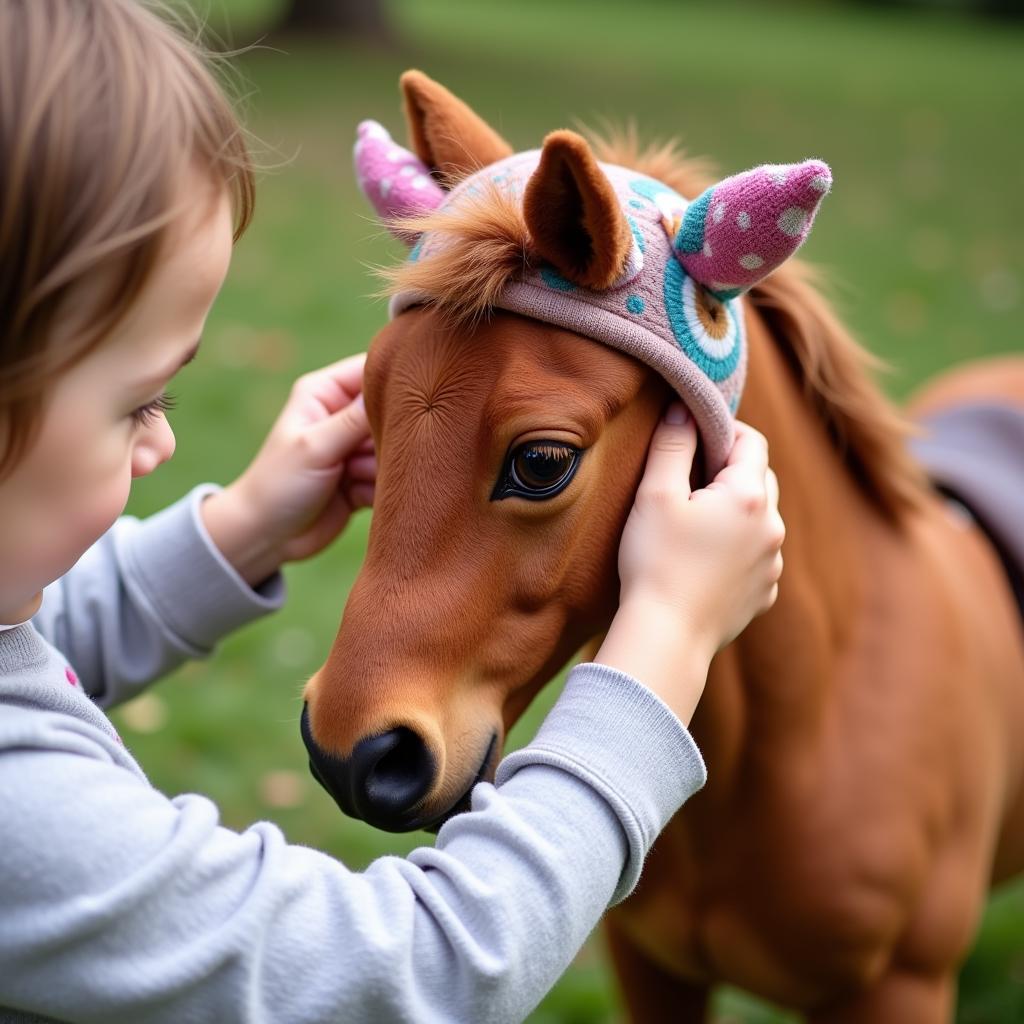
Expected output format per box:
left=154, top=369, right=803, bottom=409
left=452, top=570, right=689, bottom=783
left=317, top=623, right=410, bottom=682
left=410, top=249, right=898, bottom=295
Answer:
left=672, top=160, right=832, bottom=297
left=353, top=120, right=444, bottom=241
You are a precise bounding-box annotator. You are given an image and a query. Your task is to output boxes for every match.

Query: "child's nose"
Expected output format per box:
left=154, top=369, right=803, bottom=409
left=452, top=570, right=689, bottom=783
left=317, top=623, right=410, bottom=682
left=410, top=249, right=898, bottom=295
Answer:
left=131, top=416, right=177, bottom=478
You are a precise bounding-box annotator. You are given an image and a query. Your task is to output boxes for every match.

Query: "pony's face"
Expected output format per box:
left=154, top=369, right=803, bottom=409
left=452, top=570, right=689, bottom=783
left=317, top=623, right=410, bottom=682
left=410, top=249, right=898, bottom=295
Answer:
left=301, top=307, right=668, bottom=831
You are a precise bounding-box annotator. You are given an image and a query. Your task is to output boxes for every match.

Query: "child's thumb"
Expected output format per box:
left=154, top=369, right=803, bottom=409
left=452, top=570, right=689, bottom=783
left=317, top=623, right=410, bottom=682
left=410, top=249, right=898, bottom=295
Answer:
left=307, top=394, right=370, bottom=467
left=638, top=403, right=697, bottom=499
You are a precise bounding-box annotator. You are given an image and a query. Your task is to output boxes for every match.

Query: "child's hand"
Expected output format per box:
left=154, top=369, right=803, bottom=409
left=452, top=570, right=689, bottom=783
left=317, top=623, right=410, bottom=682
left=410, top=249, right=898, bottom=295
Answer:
left=595, top=403, right=784, bottom=723
left=202, top=354, right=376, bottom=587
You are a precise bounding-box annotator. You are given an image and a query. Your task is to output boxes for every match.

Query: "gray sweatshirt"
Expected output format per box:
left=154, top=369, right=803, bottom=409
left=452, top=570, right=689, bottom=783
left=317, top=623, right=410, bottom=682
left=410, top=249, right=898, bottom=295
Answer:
left=0, top=487, right=706, bottom=1024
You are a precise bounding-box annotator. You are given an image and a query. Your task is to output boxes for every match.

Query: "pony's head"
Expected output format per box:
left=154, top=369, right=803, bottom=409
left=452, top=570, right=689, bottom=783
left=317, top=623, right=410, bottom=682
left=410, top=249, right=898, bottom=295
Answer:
left=301, top=72, right=831, bottom=832
left=354, top=71, right=831, bottom=481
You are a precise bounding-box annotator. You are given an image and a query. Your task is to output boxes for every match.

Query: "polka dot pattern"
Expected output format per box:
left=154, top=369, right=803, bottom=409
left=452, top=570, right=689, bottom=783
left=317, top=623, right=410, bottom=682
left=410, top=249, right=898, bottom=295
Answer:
left=671, top=159, right=832, bottom=293
left=353, top=120, right=444, bottom=239
left=777, top=207, right=807, bottom=237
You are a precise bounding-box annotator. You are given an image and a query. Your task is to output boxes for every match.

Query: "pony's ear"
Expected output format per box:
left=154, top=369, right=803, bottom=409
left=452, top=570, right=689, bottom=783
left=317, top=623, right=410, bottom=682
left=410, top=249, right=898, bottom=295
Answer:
left=400, top=70, right=513, bottom=181
left=672, top=159, right=832, bottom=296
left=523, top=130, right=638, bottom=291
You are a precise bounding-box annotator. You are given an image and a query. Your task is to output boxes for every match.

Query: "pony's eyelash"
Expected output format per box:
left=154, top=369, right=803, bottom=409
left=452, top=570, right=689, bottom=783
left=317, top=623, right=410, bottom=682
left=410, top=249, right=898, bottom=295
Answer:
left=131, top=391, right=177, bottom=428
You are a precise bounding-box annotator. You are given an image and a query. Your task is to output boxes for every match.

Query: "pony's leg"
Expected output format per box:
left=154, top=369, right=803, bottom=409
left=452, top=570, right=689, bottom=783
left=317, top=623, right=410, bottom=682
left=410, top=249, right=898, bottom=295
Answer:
left=806, top=970, right=954, bottom=1024
left=604, top=921, right=710, bottom=1023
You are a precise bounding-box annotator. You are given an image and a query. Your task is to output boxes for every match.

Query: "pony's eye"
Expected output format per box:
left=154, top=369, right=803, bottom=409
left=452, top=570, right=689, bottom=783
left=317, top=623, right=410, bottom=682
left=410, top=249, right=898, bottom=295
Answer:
left=513, top=444, right=575, bottom=490
left=493, top=441, right=581, bottom=501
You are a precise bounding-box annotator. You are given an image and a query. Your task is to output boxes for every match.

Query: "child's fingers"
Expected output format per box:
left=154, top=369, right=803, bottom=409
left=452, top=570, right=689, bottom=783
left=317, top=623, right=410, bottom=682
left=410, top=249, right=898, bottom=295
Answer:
left=766, top=467, right=779, bottom=511
left=636, top=403, right=697, bottom=501
left=724, top=422, right=770, bottom=479
left=345, top=481, right=375, bottom=510
left=695, top=422, right=770, bottom=510
left=324, top=357, right=368, bottom=408
left=301, top=393, right=370, bottom=468
left=313, top=352, right=367, bottom=396
left=290, top=353, right=368, bottom=415
left=344, top=454, right=377, bottom=483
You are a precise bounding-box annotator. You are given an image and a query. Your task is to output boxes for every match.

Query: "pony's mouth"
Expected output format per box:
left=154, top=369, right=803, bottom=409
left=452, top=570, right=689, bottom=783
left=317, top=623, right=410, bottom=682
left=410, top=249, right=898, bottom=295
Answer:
left=423, top=733, right=499, bottom=834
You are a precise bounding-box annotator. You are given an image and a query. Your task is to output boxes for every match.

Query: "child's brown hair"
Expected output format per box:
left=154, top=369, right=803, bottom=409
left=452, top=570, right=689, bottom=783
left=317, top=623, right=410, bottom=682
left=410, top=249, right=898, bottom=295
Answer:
left=0, top=0, right=255, bottom=476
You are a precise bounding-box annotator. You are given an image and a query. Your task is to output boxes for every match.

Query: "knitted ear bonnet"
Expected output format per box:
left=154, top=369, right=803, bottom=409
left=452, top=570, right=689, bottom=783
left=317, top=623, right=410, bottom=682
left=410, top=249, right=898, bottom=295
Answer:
left=354, top=80, right=831, bottom=478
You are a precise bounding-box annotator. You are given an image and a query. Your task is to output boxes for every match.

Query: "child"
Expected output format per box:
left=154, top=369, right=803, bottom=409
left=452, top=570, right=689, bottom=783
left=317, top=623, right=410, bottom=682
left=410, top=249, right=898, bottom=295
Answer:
left=0, top=2, right=784, bottom=1022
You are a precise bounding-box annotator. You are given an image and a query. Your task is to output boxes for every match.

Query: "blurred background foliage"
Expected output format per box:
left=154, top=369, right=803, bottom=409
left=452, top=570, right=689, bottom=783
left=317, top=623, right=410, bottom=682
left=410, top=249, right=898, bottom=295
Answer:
left=123, top=0, right=1023, bottom=1019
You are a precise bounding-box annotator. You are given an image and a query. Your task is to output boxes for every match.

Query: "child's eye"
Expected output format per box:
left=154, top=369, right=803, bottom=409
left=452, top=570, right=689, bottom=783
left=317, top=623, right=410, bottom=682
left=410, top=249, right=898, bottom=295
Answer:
left=131, top=391, right=177, bottom=428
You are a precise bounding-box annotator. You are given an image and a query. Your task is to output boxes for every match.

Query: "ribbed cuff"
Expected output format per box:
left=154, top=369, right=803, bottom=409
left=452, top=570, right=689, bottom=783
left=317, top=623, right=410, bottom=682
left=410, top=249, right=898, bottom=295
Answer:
left=495, top=663, right=706, bottom=903
left=117, top=485, right=286, bottom=653
left=0, top=624, right=49, bottom=674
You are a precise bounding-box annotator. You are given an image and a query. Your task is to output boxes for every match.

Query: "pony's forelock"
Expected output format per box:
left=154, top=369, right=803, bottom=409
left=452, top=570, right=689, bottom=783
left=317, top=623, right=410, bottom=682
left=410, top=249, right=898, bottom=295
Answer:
left=376, top=181, right=532, bottom=328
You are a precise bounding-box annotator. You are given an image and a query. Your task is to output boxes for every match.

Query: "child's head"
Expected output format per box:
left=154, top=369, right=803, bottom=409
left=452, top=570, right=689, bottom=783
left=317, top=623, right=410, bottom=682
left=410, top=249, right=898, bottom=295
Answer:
left=0, top=0, right=254, bottom=620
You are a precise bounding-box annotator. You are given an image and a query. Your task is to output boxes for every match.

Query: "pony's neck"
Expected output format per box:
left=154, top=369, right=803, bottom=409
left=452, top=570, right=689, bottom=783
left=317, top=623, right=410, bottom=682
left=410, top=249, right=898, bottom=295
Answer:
left=696, top=311, right=889, bottom=745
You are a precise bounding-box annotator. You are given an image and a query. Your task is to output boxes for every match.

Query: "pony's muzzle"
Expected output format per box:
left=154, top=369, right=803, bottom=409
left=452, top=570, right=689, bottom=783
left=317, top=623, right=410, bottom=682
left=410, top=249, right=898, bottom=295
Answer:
left=300, top=704, right=436, bottom=832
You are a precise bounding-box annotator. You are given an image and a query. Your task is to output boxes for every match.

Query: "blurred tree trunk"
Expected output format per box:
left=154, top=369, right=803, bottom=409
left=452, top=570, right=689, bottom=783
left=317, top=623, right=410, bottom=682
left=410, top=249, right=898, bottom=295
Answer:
left=279, top=0, right=391, bottom=38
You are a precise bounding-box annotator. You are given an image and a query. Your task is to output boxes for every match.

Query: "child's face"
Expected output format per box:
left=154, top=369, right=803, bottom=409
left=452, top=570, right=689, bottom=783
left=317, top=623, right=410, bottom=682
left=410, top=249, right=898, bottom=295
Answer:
left=0, top=177, right=233, bottom=623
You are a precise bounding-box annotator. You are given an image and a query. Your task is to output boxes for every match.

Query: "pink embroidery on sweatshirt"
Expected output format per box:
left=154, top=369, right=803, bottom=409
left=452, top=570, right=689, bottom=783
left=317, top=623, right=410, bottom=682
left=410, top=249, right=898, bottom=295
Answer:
left=65, top=667, right=78, bottom=687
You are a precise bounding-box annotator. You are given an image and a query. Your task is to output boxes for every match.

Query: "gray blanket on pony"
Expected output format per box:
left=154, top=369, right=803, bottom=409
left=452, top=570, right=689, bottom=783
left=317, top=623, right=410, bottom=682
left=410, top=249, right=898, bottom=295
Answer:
left=911, top=402, right=1024, bottom=618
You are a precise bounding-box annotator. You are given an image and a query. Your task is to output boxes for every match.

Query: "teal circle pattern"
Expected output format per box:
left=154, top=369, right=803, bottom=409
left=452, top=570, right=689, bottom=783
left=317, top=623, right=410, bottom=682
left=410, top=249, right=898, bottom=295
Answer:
left=663, top=257, right=742, bottom=382
left=626, top=295, right=644, bottom=315
left=674, top=189, right=711, bottom=255
left=540, top=265, right=576, bottom=292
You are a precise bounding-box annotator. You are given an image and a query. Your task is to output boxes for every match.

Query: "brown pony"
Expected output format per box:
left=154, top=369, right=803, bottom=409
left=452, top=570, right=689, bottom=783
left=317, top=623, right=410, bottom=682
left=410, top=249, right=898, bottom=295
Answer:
left=302, top=74, right=1024, bottom=1021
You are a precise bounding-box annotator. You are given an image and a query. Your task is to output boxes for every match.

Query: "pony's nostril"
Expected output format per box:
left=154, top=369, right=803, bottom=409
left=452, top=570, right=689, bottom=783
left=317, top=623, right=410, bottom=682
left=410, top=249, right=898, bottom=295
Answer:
left=300, top=705, right=436, bottom=831
left=353, top=727, right=435, bottom=815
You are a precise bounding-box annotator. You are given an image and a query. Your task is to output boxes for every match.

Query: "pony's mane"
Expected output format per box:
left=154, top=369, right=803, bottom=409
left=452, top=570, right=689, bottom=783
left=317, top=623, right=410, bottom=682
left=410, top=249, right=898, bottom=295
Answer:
left=379, top=125, right=929, bottom=521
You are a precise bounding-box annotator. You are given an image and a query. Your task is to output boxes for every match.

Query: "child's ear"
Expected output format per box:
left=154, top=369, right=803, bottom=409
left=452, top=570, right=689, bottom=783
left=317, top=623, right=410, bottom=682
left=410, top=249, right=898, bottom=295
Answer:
left=400, top=70, right=513, bottom=182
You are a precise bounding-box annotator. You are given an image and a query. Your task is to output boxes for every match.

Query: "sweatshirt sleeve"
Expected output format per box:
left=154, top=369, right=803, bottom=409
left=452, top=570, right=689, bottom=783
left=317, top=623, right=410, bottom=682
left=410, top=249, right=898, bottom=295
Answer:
left=0, top=664, right=706, bottom=1024
left=31, top=485, right=285, bottom=708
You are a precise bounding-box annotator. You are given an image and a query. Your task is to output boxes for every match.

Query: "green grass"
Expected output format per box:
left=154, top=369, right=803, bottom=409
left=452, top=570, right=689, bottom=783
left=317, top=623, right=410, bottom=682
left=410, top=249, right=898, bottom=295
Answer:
left=122, top=1, right=1024, bottom=1020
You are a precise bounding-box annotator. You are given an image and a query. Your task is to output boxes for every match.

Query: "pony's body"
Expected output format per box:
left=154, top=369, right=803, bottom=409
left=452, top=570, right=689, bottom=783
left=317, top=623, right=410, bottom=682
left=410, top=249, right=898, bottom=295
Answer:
left=303, top=74, right=1024, bottom=1020
left=606, top=322, right=1024, bottom=1020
